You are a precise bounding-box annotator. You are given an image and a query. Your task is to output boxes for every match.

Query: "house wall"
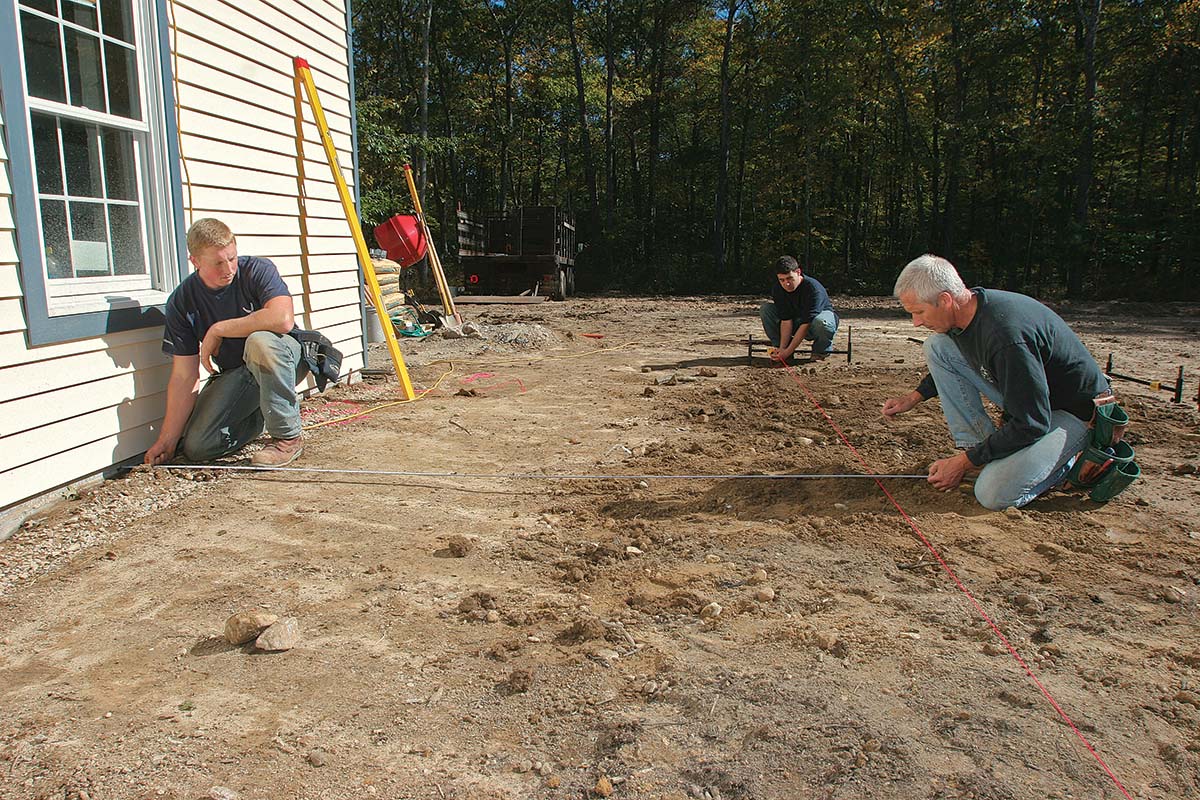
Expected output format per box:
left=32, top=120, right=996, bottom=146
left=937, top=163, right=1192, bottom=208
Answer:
left=0, top=0, right=365, bottom=510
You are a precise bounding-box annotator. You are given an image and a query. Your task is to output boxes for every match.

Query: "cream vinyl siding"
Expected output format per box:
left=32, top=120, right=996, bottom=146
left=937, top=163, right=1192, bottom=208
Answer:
left=0, top=0, right=364, bottom=510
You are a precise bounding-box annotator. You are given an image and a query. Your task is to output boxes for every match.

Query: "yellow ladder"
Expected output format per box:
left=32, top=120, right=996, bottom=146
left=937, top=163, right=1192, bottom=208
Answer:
left=293, top=56, right=415, bottom=400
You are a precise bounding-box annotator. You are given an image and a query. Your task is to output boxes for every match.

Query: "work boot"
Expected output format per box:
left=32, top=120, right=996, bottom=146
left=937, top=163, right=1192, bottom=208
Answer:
left=251, top=436, right=304, bottom=468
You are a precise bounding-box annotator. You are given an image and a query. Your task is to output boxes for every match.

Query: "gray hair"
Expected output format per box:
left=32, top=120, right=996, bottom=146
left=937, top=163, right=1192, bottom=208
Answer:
left=893, top=254, right=970, bottom=303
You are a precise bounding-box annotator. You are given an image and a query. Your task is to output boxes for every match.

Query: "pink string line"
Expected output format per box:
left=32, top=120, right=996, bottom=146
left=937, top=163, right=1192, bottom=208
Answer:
left=461, top=372, right=526, bottom=394
left=299, top=401, right=364, bottom=426
left=777, top=357, right=1133, bottom=799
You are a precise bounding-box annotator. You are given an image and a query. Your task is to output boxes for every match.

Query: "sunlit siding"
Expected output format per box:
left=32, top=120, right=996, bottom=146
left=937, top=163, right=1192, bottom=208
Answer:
left=0, top=0, right=364, bottom=510
left=170, top=0, right=363, bottom=369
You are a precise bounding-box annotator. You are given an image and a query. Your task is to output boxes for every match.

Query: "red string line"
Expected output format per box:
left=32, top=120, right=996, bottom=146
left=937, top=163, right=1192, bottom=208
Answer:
left=777, top=358, right=1133, bottom=800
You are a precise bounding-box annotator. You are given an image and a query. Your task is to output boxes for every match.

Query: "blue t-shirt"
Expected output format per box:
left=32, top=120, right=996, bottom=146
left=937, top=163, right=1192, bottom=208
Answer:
left=162, top=255, right=291, bottom=372
left=770, top=274, right=835, bottom=325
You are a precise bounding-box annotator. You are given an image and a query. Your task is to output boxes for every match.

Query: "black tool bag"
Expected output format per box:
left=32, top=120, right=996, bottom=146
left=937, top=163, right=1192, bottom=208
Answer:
left=288, top=328, right=343, bottom=392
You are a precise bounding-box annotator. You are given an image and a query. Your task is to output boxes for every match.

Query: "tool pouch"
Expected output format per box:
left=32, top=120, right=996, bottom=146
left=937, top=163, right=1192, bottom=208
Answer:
left=1087, top=457, right=1142, bottom=503
left=1066, top=400, right=1139, bottom=502
left=1091, top=400, right=1129, bottom=449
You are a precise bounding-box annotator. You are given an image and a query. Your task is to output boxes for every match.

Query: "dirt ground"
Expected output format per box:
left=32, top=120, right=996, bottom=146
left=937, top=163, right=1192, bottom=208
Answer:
left=1, top=295, right=1199, bottom=800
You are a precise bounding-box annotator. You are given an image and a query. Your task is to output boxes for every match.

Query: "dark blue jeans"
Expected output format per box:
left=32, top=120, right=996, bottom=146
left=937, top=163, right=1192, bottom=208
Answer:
left=180, top=332, right=306, bottom=461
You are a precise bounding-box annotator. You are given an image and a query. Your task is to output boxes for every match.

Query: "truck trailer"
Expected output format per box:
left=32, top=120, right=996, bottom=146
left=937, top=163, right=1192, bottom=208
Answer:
left=457, top=206, right=577, bottom=300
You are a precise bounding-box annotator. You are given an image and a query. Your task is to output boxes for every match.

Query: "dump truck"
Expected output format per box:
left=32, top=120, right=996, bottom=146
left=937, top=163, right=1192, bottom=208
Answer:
left=457, top=206, right=577, bottom=300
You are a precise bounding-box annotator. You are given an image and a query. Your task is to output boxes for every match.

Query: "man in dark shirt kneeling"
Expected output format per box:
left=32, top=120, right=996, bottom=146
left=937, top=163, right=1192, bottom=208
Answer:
left=144, top=218, right=307, bottom=469
left=760, top=256, right=838, bottom=363
left=881, top=254, right=1110, bottom=510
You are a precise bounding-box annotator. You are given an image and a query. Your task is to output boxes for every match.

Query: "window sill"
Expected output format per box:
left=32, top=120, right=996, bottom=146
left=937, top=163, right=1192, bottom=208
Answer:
left=48, top=289, right=171, bottom=317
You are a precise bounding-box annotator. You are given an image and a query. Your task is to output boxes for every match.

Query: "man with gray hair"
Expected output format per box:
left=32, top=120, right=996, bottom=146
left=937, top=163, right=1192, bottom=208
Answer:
left=881, top=254, right=1111, bottom=510
left=144, top=218, right=307, bottom=469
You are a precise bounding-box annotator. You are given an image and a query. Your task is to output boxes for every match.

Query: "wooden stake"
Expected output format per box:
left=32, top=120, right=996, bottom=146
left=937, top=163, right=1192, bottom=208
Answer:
left=403, top=164, right=458, bottom=321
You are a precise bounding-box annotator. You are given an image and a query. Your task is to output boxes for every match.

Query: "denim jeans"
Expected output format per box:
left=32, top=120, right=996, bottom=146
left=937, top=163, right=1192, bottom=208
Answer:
left=923, top=334, right=1091, bottom=510
left=759, top=304, right=838, bottom=354
left=179, top=331, right=306, bottom=461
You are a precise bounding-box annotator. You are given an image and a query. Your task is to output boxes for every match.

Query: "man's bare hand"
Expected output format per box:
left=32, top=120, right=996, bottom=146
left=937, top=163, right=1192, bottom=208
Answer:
left=769, top=346, right=793, bottom=363
left=882, top=390, right=923, bottom=418
left=144, top=438, right=176, bottom=466
left=927, top=451, right=974, bottom=491
left=200, top=329, right=223, bottom=374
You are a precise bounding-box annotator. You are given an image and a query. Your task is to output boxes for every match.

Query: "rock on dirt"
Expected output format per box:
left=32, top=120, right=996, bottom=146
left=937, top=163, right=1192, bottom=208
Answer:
left=594, top=775, right=614, bottom=797
left=458, top=591, right=497, bottom=613
left=224, top=610, right=278, bottom=645
left=440, top=321, right=484, bottom=340
left=747, top=568, right=769, bottom=585
left=559, top=615, right=608, bottom=643
left=444, top=535, right=473, bottom=557
left=502, top=668, right=535, bottom=694
left=1012, top=593, right=1045, bottom=614
left=1035, top=541, right=1071, bottom=560
left=255, top=617, right=300, bottom=651
left=815, top=632, right=849, bottom=658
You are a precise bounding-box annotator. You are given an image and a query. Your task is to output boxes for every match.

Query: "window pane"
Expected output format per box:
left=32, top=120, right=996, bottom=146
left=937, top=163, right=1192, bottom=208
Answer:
left=104, top=41, right=139, bottom=120
left=62, top=0, right=98, bottom=30
left=61, top=119, right=104, bottom=197
left=41, top=199, right=73, bottom=279
left=21, top=11, right=67, bottom=104
left=20, top=0, right=59, bottom=14
left=31, top=113, right=64, bottom=195
left=65, top=28, right=104, bottom=111
left=102, top=128, right=137, bottom=200
left=69, top=201, right=111, bottom=276
left=100, top=0, right=133, bottom=43
left=109, top=205, right=146, bottom=275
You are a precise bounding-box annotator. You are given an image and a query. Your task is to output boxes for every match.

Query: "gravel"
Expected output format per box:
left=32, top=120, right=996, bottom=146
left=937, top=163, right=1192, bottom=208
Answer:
left=0, top=467, right=223, bottom=598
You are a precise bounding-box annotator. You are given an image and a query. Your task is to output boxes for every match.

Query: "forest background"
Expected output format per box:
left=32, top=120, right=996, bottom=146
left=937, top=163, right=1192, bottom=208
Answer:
left=351, top=0, right=1200, bottom=299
